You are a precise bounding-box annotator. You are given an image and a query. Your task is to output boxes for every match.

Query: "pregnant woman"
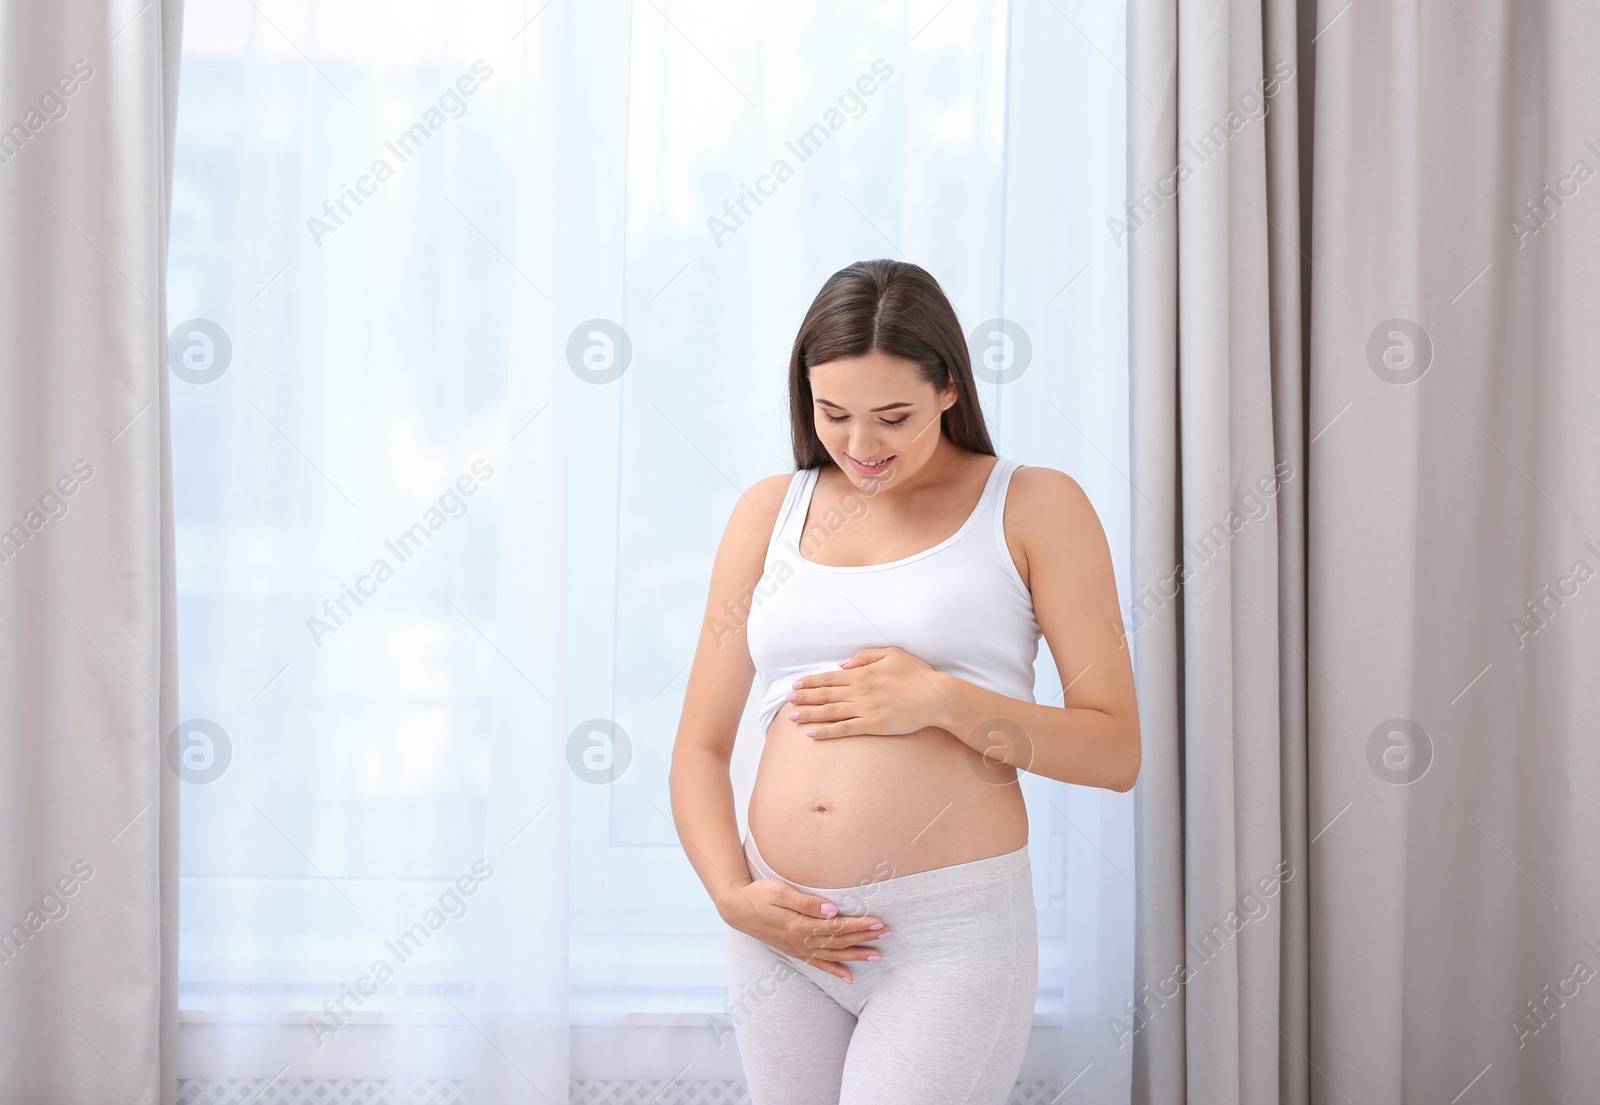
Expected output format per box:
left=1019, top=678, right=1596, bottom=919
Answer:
left=668, top=259, right=1141, bottom=1104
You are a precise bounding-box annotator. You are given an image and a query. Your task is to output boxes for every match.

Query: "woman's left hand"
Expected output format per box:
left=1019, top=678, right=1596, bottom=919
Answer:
left=785, top=647, right=949, bottom=740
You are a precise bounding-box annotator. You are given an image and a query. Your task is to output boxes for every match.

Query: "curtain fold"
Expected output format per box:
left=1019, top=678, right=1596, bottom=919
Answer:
left=1129, top=0, right=1600, bottom=1102
left=0, top=1, right=187, bottom=1103
left=1125, top=0, right=1309, bottom=1102
left=1307, top=2, right=1600, bottom=1102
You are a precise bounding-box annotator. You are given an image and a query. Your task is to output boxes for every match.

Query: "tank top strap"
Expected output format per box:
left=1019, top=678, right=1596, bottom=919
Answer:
left=965, top=455, right=1012, bottom=527
left=765, top=467, right=818, bottom=568
left=768, top=459, right=1018, bottom=569
left=985, top=457, right=1028, bottom=589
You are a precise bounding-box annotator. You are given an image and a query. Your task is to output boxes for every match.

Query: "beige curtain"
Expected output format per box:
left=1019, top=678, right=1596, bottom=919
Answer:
left=1306, top=2, right=1600, bottom=1103
left=1128, top=0, right=1600, bottom=1102
left=1126, top=0, right=1309, bottom=1101
left=0, top=1, right=186, bottom=1103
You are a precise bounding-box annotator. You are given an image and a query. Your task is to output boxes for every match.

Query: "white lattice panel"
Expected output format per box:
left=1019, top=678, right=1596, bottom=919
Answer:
left=176, top=1077, right=471, bottom=1105
left=177, top=1077, right=1066, bottom=1104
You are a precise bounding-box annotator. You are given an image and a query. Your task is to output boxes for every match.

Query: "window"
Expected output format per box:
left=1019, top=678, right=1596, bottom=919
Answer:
left=169, top=0, right=1132, bottom=1091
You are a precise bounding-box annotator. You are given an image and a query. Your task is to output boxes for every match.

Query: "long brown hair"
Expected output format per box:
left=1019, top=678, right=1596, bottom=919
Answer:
left=787, top=259, right=995, bottom=469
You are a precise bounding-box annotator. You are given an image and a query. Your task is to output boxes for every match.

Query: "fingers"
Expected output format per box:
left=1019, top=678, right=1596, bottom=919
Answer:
left=793, top=669, right=850, bottom=689
left=808, top=956, right=854, bottom=983
left=808, top=942, right=886, bottom=962
left=786, top=891, right=883, bottom=935
left=788, top=682, right=854, bottom=706
left=795, top=941, right=884, bottom=983
left=761, top=886, right=892, bottom=981
left=793, top=919, right=891, bottom=952
left=788, top=911, right=892, bottom=974
left=814, top=915, right=890, bottom=945
left=793, top=938, right=884, bottom=988
left=787, top=890, right=842, bottom=920
left=784, top=700, right=860, bottom=724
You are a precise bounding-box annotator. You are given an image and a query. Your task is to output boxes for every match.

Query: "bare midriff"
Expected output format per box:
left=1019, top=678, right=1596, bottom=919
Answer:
left=746, top=707, right=1030, bottom=889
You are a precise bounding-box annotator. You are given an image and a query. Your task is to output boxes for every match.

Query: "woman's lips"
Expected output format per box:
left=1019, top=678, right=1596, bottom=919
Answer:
left=847, top=453, right=894, bottom=475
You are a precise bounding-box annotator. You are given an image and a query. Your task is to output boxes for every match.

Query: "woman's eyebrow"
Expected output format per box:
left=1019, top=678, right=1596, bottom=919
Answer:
left=813, top=397, right=915, bottom=412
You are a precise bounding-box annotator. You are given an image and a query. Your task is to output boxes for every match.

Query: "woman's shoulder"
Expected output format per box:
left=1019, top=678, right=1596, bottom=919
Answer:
left=1004, top=462, right=1100, bottom=539
left=1005, top=459, right=1082, bottom=494
left=710, top=470, right=808, bottom=581
left=724, top=469, right=807, bottom=540
left=746, top=467, right=815, bottom=502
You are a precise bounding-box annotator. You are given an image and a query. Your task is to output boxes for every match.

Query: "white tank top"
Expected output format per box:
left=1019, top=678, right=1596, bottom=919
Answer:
left=745, top=456, right=1042, bottom=735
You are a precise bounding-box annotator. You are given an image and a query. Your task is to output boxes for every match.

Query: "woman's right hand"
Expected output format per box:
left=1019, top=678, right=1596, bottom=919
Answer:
left=724, top=878, right=891, bottom=983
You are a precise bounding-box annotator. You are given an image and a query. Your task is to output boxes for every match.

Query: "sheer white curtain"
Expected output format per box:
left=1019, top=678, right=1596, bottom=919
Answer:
left=166, top=0, right=1132, bottom=1098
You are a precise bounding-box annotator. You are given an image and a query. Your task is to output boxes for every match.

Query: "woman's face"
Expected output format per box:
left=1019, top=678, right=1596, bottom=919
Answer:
left=808, top=350, right=957, bottom=488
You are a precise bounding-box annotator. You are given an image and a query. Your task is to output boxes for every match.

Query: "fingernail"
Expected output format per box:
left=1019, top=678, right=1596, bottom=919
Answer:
left=820, top=902, right=838, bottom=917
left=867, top=955, right=882, bottom=961
left=843, top=974, right=854, bottom=983
left=786, top=692, right=796, bottom=702
left=879, top=931, right=893, bottom=939
left=805, top=730, right=817, bottom=737
left=868, top=923, right=885, bottom=930
left=791, top=679, right=804, bottom=689
left=787, top=711, right=800, bottom=721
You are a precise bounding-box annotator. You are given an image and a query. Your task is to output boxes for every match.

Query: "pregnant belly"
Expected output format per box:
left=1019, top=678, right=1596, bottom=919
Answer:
left=746, top=709, right=1029, bottom=889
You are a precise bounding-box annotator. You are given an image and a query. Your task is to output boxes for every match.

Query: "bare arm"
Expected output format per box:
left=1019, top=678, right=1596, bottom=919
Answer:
left=667, top=474, right=789, bottom=920
left=931, top=466, right=1141, bottom=791
left=669, top=473, right=899, bottom=981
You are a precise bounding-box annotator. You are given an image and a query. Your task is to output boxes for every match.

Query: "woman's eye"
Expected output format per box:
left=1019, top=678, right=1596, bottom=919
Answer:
left=818, top=412, right=911, bottom=426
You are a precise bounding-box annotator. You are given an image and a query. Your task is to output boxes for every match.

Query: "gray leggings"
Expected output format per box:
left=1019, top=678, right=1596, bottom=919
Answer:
left=725, top=830, right=1038, bottom=1104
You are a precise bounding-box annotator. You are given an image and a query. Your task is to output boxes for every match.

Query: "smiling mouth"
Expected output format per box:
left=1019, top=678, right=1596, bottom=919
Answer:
left=847, top=453, right=894, bottom=470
